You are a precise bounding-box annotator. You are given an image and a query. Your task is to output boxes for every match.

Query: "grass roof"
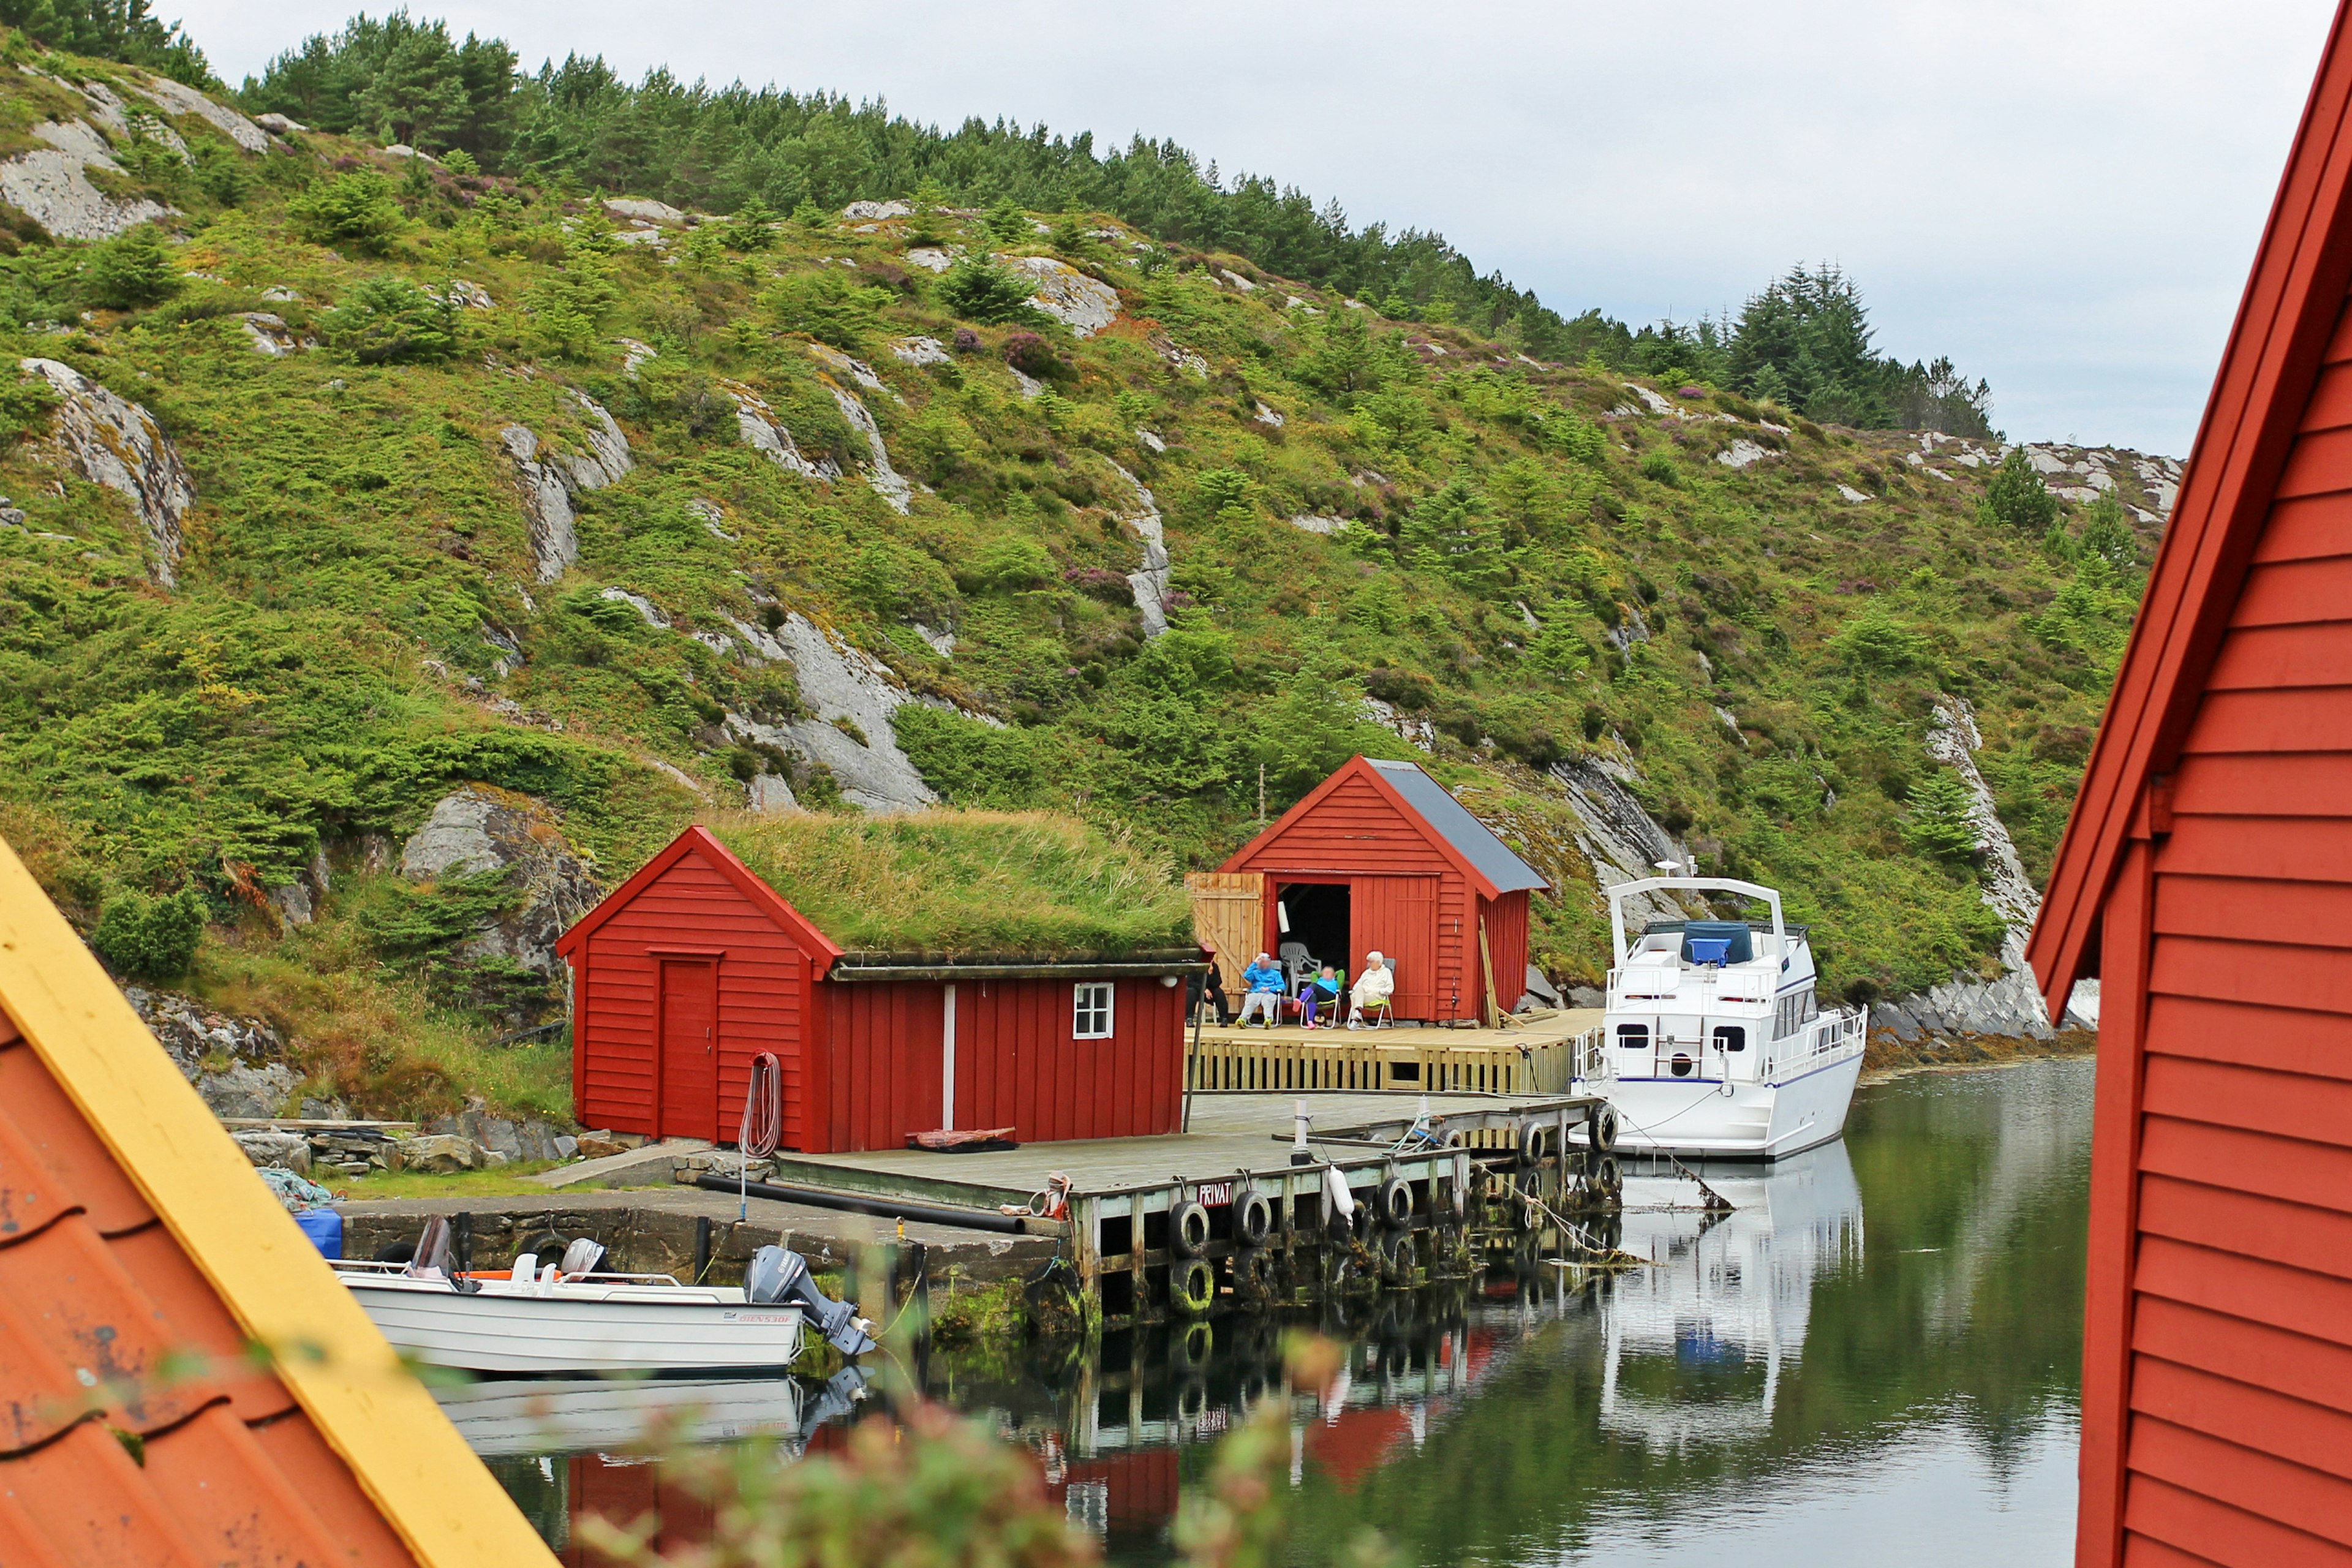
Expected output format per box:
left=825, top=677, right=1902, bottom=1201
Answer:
left=706, top=810, right=1196, bottom=959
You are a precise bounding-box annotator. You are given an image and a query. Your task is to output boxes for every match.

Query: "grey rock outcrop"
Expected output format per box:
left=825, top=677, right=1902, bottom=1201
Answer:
left=1007, top=255, right=1120, bottom=337
left=238, top=312, right=315, bottom=356
left=0, top=118, right=173, bottom=239
left=809, top=358, right=911, bottom=513
left=891, top=335, right=951, bottom=366
left=254, top=112, right=305, bottom=136
left=1106, top=461, right=1170, bottom=637
left=123, top=986, right=297, bottom=1118
left=1548, top=753, right=1696, bottom=931
left=424, top=1109, right=572, bottom=1163
left=842, top=199, right=913, bottom=221
left=130, top=75, right=271, bottom=154
left=500, top=391, right=631, bottom=582
left=500, top=424, right=577, bottom=582
left=1886, top=698, right=2056, bottom=1040
left=605, top=197, right=687, bottom=225
left=722, top=613, right=940, bottom=812
left=398, top=785, right=600, bottom=978
left=21, top=358, right=194, bottom=587
left=720, top=379, right=841, bottom=481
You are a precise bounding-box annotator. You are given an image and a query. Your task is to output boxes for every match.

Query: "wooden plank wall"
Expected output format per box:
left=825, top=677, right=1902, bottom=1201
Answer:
left=1480, top=892, right=1531, bottom=1016
left=2121, top=299, right=2352, bottom=1564
left=1186, top=872, right=1261, bottom=995
left=954, top=978, right=1186, bottom=1142
left=577, top=845, right=809, bottom=1147
left=823, top=982, right=946, bottom=1153
left=1227, top=772, right=1474, bottom=1020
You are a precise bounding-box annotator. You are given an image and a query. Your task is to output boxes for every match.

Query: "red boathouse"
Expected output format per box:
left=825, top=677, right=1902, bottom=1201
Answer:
left=1215, top=756, right=1549, bottom=1024
left=2030, top=11, right=2352, bottom=1564
left=557, top=816, right=1202, bottom=1153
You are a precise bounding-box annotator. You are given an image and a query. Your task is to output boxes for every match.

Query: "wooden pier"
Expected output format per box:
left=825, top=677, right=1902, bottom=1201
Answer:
left=1185, top=1010, right=1603, bottom=1095
left=771, top=1086, right=1620, bottom=1327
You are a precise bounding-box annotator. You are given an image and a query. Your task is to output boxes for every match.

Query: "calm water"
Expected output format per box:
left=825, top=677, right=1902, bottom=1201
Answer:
left=477, top=1058, right=2092, bottom=1564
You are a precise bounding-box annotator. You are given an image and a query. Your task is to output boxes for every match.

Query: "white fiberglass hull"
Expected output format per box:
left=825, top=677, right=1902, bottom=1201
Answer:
left=341, top=1273, right=805, bottom=1374
left=1599, top=1051, right=1864, bottom=1160
left=432, top=1376, right=808, bottom=1456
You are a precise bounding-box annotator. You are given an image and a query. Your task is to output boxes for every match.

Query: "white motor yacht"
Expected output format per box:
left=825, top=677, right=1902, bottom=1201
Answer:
left=1578, top=875, right=1867, bottom=1159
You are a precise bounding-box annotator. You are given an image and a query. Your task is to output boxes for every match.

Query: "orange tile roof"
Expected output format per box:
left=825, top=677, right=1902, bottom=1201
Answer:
left=0, top=1006, right=420, bottom=1564
left=0, top=837, right=557, bottom=1566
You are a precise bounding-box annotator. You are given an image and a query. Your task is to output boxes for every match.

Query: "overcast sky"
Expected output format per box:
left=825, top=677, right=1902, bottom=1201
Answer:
left=178, top=1, right=2337, bottom=456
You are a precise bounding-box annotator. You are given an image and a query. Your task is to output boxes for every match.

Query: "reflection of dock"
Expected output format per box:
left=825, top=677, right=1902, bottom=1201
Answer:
left=773, top=1088, right=1611, bottom=1325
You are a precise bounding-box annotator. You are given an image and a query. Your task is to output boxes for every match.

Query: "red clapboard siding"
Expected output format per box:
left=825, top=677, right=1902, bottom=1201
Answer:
left=2138, top=1114, right=2352, bottom=1218
left=2135, top=1295, right=2352, bottom=1417
left=2144, top=994, right=2352, bottom=1083
left=2206, top=621, right=2352, bottom=688
left=2171, top=753, right=2352, bottom=815
left=564, top=826, right=1189, bottom=1153
left=1223, top=759, right=1543, bottom=1022
left=2132, top=1357, right=2352, bottom=1481
left=2123, top=1472, right=2350, bottom=1567
left=2128, top=1416, right=2352, bottom=1551
left=2136, top=1234, right=2352, bottom=1353
left=2299, top=361, right=2352, bottom=434
left=2180, top=688, right=2352, bottom=753
left=2274, top=424, right=2352, bottom=500
left=2249, top=494, right=2352, bottom=562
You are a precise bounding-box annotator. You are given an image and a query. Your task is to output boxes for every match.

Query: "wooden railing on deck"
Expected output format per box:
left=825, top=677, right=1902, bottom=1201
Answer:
left=1188, top=1030, right=1593, bottom=1095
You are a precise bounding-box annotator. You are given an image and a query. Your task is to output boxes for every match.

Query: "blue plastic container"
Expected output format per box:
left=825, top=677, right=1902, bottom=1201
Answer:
left=294, top=1207, right=344, bottom=1260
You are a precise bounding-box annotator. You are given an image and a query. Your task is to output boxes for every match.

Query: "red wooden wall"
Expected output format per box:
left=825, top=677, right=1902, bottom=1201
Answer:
left=2081, top=298, right=2352, bottom=1566
left=1226, top=768, right=1532, bottom=1021
left=573, top=841, right=812, bottom=1148
left=949, top=976, right=1186, bottom=1142
left=566, top=830, right=1189, bottom=1152
left=1227, top=769, right=1476, bottom=1020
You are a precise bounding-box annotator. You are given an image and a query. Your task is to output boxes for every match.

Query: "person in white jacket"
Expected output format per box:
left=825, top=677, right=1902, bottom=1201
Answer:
left=1348, top=952, right=1394, bottom=1028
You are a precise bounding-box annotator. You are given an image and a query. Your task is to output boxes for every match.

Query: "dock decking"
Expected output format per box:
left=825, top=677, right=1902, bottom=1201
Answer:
left=1186, top=1008, right=1604, bottom=1095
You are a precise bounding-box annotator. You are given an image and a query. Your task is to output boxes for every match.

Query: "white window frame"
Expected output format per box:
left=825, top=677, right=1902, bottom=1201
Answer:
left=1073, top=981, right=1115, bottom=1040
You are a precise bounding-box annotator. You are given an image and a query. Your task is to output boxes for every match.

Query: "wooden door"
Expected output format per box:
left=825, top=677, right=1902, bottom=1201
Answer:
left=1186, top=872, right=1262, bottom=993
left=657, top=959, right=718, bottom=1140
left=1355, top=875, right=1438, bottom=1020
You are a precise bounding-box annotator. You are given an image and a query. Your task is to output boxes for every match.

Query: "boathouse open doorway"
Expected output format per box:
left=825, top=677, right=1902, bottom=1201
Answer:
left=1274, top=881, right=1350, bottom=987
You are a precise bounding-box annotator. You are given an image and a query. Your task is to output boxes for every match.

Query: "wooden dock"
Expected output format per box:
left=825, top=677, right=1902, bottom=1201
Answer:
left=1186, top=1009, right=1603, bottom=1095
left=772, top=1087, right=1618, bottom=1325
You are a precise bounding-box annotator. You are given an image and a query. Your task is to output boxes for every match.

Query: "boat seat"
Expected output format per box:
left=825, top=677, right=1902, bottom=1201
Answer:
left=1681, top=921, right=1754, bottom=965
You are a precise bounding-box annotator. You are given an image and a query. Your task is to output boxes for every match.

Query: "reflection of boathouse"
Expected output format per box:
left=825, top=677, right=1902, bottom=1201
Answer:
left=1600, top=1145, right=1866, bottom=1448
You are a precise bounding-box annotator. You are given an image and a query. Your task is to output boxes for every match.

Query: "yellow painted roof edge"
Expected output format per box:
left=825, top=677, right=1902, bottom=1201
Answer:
left=0, top=838, right=556, bottom=1567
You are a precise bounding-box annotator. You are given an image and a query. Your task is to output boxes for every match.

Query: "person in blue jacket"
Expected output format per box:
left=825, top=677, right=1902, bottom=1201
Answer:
left=1236, top=952, right=1286, bottom=1026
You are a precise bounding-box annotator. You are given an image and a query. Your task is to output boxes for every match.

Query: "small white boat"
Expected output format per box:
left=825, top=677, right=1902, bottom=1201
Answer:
left=1578, top=874, right=1868, bottom=1159
left=336, top=1229, right=872, bottom=1375
left=336, top=1262, right=809, bottom=1374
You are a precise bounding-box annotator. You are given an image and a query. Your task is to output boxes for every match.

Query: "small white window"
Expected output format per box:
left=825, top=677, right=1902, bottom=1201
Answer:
left=1074, top=982, right=1114, bottom=1039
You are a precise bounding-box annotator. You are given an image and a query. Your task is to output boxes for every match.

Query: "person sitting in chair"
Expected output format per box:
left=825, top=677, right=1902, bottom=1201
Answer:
left=1348, top=952, right=1395, bottom=1029
left=1237, top=952, right=1287, bottom=1027
left=1187, top=957, right=1232, bottom=1026
left=1298, top=964, right=1343, bottom=1028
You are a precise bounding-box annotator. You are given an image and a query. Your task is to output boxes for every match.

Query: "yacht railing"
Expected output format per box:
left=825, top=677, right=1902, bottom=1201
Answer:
left=1762, top=1008, right=1866, bottom=1080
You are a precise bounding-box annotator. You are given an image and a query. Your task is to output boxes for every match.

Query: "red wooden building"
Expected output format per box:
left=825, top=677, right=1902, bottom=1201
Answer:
left=556, top=825, right=1199, bottom=1152
left=2029, top=12, right=2352, bottom=1563
left=1216, top=756, right=1548, bottom=1023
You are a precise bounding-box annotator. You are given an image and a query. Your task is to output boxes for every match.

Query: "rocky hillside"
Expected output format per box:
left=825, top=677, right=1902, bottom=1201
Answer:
left=0, top=36, right=2157, bottom=1117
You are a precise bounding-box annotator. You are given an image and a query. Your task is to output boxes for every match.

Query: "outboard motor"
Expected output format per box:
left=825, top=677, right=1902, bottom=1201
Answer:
left=558, top=1237, right=608, bottom=1277
left=745, top=1245, right=877, bottom=1357
left=801, top=1365, right=872, bottom=1436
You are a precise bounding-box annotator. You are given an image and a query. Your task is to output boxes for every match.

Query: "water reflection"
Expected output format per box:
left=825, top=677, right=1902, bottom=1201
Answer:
left=473, top=1058, right=2092, bottom=1566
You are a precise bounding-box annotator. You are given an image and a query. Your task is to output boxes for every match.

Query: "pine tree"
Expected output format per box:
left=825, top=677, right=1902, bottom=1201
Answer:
left=82, top=226, right=179, bottom=310
left=1982, top=448, right=2059, bottom=533
left=1902, top=769, right=1980, bottom=864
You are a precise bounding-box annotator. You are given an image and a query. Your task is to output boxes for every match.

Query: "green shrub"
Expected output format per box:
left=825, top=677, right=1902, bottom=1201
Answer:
left=972, top=534, right=1055, bottom=591
left=1638, top=450, right=1681, bottom=487
left=323, top=275, right=464, bottom=363
left=1901, top=768, right=1980, bottom=863
left=287, top=168, right=405, bottom=254
left=92, top=887, right=206, bottom=980
left=937, top=254, right=1039, bottom=325
left=0, top=373, right=58, bottom=447
left=1982, top=448, right=2059, bottom=533
left=765, top=268, right=881, bottom=349
left=83, top=227, right=181, bottom=310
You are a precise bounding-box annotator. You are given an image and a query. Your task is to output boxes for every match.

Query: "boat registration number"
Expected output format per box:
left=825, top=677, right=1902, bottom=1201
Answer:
left=1194, top=1182, right=1231, bottom=1207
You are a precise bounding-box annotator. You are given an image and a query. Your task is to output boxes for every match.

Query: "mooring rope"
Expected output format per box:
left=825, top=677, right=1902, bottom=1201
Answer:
left=738, top=1051, right=783, bottom=1219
